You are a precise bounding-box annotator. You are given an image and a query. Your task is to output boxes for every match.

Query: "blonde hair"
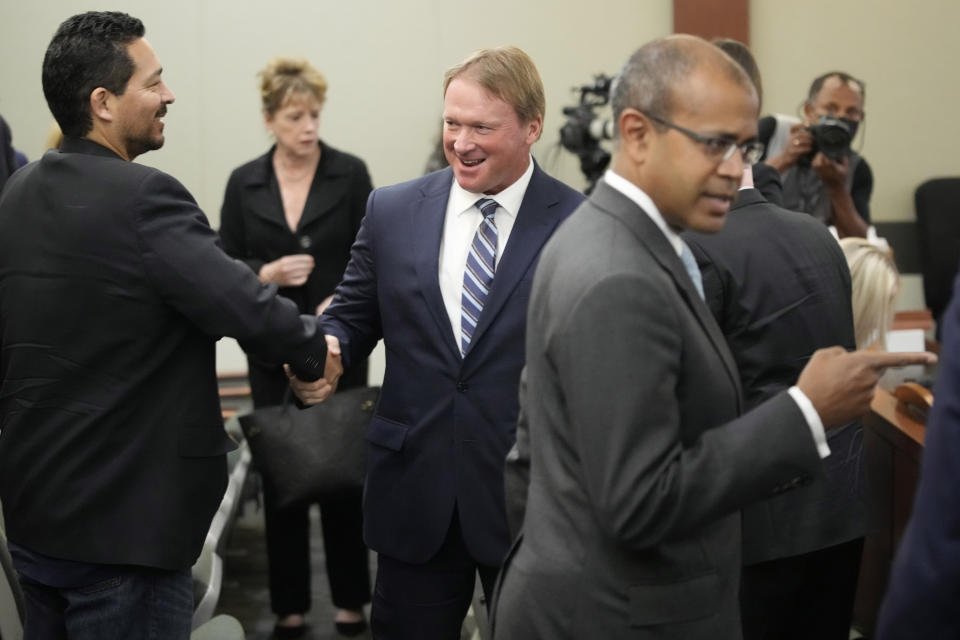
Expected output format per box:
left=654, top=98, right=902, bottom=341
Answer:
left=840, top=238, right=900, bottom=350
left=258, top=57, right=327, bottom=116
left=442, top=46, right=545, bottom=127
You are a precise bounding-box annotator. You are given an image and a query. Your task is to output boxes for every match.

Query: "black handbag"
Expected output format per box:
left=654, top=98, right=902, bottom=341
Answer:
left=238, top=386, right=379, bottom=508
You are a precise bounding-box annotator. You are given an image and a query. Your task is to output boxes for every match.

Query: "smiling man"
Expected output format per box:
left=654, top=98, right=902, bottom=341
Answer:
left=0, top=12, right=336, bottom=640
left=291, top=46, right=583, bottom=637
left=492, top=35, right=933, bottom=640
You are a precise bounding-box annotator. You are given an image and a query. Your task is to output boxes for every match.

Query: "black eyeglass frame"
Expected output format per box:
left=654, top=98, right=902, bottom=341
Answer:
left=642, top=112, right=765, bottom=165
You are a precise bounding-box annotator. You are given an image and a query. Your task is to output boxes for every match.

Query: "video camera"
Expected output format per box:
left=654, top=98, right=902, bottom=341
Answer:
left=806, top=115, right=854, bottom=163
left=559, top=74, right=614, bottom=192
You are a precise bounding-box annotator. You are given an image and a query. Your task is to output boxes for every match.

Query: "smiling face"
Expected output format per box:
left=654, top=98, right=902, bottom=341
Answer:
left=442, top=77, right=542, bottom=195
left=265, top=93, right=321, bottom=158
left=641, top=65, right=758, bottom=233
left=112, top=37, right=175, bottom=160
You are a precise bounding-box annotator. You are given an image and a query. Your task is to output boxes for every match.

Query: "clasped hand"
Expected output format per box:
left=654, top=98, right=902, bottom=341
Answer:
left=285, top=335, right=343, bottom=405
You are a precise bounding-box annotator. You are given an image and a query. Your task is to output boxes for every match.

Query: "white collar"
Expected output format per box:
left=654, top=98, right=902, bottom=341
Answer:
left=447, top=155, right=535, bottom=219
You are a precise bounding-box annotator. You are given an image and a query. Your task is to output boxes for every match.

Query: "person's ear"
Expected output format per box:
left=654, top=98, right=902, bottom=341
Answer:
left=524, top=115, right=543, bottom=145
left=618, top=108, right=655, bottom=165
left=89, top=87, right=114, bottom=124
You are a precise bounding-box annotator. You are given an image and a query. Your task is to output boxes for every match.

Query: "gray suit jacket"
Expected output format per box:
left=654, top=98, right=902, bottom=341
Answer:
left=493, top=179, right=824, bottom=640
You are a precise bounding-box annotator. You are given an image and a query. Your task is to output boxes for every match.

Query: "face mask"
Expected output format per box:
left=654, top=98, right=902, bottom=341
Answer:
left=838, top=117, right=859, bottom=140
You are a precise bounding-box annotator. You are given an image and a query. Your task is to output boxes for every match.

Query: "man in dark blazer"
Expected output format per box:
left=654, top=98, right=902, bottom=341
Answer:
left=0, top=12, right=335, bottom=640
left=0, top=113, right=14, bottom=193
left=877, top=276, right=960, bottom=637
left=294, top=46, right=583, bottom=638
left=686, top=177, right=867, bottom=640
left=493, top=35, right=932, bottom=640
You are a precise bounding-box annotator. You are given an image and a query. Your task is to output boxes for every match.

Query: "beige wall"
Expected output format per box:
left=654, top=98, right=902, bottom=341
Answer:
left=0, top=0, right=671, bottom=216
left=0, top=1, right=671, bottom=373
left=752, top=0, right=959, bottom=224
left=1, top=2, right=951, bottom=370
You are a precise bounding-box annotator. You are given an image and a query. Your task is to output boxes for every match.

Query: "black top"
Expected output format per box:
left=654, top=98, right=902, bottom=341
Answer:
left=0, top=137, right=328, bottom=570
left=757, top=114, right=873, bottom=224
left=219, top=140, right=373, bottom=314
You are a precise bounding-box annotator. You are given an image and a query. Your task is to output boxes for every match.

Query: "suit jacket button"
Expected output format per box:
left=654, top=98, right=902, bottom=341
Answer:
left=299, top=235, right=312, bottom=249
left=456, top=381, right=468, bottom=392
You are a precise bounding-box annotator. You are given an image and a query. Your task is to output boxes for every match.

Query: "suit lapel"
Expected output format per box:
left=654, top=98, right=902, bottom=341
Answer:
left=411, top=169, right=461, bottom=360
left=242, top=153, right=288, bottom=230
left=591, top=181, right=743, bottom=409
left=467, top=165, right=562, bottom=354
left=298, top=144, right=352, bottom=229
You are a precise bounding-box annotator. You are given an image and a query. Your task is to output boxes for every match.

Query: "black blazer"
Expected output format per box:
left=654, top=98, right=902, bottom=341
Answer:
left=685, top=188, right=867, bottom=564
left=0, top=114, right=14, bottom=193
left=0, top=137, right=328, bottom=571
left=219, top=141, right=372, bottom=314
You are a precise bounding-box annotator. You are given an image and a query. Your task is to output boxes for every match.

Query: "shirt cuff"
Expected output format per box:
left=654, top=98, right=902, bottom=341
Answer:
left=788, top=386, right=831, bottom=459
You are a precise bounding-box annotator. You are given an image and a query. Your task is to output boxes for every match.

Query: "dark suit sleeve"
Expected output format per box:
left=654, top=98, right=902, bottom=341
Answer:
left=851, top=157, right=872, bottom=224
left=350, top=160, right=373, bottom=237
left=218, top=168, right=266, bottom=276
left=135, top=170, right=326, bottom=375
left=0, top=115, right=14, bottom=193
left=321, top=189, right=384, bottom=368
left=557, top=271, right=820, bottom=547
left=877, top=280, right=960, bottom=638
left=752, top=163, right=784, bottom=207
left=504, top=368, right=531, bottom=538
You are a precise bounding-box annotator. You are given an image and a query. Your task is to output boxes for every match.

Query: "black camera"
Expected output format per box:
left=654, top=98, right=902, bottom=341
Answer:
left=560, top=74, right=614, bottom=192
left=807, top=115, right=853, bottom=163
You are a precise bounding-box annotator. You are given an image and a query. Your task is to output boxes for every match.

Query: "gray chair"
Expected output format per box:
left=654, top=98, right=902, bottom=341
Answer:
left=0, top=525, right=25, bottom=640
left=915, top=177, right=960, bottom=338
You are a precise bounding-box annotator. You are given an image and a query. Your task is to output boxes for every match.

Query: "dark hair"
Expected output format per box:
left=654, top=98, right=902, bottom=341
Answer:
left=42, top=11, right=145, bottom=137
left=712, top=38, right=763, bottom=110
left=807, top=71, right=865, bottom=105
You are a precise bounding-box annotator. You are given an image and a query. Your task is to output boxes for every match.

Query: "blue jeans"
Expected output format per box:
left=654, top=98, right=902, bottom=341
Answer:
left=18, top=566, right=193, bottom=640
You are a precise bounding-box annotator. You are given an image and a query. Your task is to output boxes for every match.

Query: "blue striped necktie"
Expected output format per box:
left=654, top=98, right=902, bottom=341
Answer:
left=461, top=198, right=499, bottom=355
left=679, top=240, right=705, bottom=301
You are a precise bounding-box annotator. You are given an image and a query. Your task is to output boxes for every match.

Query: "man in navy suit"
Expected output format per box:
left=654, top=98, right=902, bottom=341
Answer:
left=876, top=277, right=960, bottom=638
left=293, top=46, right=583, bottom=637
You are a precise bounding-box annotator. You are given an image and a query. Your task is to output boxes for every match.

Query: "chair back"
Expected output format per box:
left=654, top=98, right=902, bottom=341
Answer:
left=915, top=177, right=960, bottom=336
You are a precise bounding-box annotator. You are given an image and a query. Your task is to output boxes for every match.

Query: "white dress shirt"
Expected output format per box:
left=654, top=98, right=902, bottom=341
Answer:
left=603, top=169, right=830, bottom=458
left=438, top=157, right=535, bottom=348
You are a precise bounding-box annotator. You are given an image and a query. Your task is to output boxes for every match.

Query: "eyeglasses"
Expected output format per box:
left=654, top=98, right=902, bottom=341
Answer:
left=643, top=112, right=765, bottom=165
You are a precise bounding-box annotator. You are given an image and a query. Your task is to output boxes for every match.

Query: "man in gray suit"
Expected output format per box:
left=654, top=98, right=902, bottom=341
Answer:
left=492, top=35, right=933, bottom=640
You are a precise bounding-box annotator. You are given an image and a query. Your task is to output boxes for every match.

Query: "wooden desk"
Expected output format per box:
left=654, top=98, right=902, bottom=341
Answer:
left=853, top=387, right=926, bottom=635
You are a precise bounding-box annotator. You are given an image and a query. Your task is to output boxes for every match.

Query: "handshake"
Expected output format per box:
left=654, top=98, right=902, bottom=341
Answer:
left=285, top=335, right=344, bottom=405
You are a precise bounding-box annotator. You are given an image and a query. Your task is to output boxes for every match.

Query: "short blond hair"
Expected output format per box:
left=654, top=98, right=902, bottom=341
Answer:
left=841, top=238, right=900, bottom=350
left=259, top=57, right=327, bottom=116
left=442, top=46, right=545, bottom=126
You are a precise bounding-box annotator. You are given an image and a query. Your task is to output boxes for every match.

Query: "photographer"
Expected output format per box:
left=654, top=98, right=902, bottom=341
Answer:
left=762, top=72, right=870, bottom=238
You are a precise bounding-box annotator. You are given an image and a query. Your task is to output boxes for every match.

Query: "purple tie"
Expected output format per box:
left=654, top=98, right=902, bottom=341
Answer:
left=461, top=198, right=498, bottom=355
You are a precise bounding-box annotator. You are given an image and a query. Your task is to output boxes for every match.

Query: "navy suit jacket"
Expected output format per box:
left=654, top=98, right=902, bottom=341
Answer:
left=322, top=163, right=583, bottom=565
left=877, top=275, right=960, bottom=638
